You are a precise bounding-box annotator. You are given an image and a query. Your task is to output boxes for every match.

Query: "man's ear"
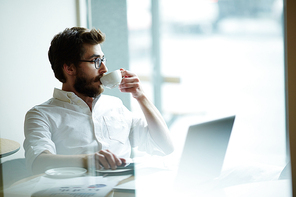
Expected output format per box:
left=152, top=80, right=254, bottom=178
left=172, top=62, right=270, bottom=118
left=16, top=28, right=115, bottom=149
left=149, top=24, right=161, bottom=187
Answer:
left=63, top=63, right=76, bottom=76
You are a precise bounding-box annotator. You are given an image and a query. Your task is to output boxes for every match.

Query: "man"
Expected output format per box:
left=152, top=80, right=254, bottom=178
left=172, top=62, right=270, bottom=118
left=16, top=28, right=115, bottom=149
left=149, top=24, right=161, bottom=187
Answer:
left=23, top=27, right=174, bottom=174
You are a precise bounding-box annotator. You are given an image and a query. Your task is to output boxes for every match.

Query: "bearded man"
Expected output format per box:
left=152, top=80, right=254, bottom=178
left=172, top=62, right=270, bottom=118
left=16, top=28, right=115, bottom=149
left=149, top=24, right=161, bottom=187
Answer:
left=23, top=27, right=174, bottom=174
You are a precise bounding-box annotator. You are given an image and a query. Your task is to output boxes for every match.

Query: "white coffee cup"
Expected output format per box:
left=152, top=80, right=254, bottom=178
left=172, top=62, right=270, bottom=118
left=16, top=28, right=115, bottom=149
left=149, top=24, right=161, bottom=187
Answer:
left=100, top=69, right=122, bottom=89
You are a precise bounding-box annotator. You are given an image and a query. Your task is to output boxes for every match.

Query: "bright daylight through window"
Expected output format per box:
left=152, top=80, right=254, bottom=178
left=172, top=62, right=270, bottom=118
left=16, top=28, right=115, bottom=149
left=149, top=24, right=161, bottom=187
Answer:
left=127, top=0, right=285, bottom=170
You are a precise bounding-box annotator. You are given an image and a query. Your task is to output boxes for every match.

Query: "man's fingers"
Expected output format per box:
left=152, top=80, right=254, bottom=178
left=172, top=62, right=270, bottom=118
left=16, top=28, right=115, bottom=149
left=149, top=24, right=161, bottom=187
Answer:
left=119, top=158, right=127, bottom=167
left=95, top=152, right=110, bottom=169
left=120, top=69, right=135, bottom=78
left=95, top=149, right=123, bottom=170
left=99, top=150, right=116, bottom=169
left=106, top=150, right=123, bottom=166
left=119, top=76, right=141, bottom=94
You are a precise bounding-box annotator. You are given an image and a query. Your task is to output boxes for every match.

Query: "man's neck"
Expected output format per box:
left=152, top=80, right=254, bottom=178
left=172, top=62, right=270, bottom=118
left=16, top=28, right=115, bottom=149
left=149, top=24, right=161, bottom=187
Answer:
left=62, top=84, right=94, bottom=111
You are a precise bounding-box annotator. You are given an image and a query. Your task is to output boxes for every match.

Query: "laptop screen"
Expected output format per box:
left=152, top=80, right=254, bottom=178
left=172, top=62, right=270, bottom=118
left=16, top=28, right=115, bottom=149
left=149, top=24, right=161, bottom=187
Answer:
left=175, top=116, right=235, bottom=186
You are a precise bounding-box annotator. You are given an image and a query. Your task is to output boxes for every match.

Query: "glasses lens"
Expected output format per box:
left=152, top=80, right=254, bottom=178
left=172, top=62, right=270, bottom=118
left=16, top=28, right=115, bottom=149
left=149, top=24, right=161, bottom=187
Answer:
left=94, top=58, right=100, bottom=69
left=94, top=57, right=106, bottom=69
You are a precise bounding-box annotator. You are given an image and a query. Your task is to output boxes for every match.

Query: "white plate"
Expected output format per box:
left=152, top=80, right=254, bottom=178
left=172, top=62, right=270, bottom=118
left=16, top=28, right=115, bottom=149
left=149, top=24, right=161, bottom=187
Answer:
left=45, top=167, right=87, bottom=178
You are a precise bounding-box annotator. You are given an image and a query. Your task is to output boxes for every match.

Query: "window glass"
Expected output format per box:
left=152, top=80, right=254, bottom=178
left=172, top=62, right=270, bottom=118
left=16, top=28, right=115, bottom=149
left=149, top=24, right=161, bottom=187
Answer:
left=127, top=0, right=285, bottom=169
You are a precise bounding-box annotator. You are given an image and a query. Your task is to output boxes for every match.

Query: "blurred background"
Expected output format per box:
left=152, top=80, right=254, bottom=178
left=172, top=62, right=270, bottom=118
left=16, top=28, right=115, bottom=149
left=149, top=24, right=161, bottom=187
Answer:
left=125, top=0, right=285, bottom=169
left=0, top=0, right=286, bottom=182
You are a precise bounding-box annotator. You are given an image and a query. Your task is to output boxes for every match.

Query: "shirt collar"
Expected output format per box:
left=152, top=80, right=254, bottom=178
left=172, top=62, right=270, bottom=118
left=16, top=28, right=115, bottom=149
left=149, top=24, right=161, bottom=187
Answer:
left=53, top=88, right=101, bottom=108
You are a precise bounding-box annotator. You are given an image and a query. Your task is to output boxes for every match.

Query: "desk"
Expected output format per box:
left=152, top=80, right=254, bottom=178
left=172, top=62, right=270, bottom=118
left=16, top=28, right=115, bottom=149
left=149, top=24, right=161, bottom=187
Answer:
left=107, top=176, right=135, bottom=197
left=4, top=172, right=136, bottom=197
left=4, top=172, right=292, bottom=197
left=0, top=138, right=20, bottom=158
left=4, top=166, right=172, bottom=197
left=3, top=159, right=291, bottom=197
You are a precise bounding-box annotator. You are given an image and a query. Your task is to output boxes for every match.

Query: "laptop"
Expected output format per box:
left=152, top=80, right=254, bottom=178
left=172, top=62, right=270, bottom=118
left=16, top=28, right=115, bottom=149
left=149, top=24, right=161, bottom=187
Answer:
left=174, top=116, right=235, bottom=191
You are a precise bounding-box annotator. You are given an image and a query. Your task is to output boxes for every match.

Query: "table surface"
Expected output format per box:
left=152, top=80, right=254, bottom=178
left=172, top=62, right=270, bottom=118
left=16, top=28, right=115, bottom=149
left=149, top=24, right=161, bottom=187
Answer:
left=3, top=159, right=292, bottom=197
left=6, top=173, right=135, bottom=197
left=5, top=169, right=292, bottom=197
left=0, top=138, right=20, bottom=158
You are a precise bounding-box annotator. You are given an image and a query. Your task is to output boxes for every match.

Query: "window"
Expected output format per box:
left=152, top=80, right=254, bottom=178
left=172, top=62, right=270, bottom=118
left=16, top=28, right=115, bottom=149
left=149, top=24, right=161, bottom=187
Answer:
left=126, top=0, right=286, bottom=170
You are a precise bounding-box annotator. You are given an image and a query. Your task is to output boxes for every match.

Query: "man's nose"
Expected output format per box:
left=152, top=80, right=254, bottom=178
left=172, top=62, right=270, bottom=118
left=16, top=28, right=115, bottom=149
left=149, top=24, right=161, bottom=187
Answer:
left=99, top=62, right=108, bottom=74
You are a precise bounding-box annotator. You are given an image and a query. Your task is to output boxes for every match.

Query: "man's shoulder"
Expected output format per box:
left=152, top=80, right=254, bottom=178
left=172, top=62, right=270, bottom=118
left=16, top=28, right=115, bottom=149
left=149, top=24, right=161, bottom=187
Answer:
left=27, top=98, right=55, bottom=113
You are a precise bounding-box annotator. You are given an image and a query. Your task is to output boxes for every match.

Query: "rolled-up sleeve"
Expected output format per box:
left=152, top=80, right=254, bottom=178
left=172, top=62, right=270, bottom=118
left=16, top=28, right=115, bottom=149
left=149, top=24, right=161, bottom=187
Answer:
left=129, top=115, right=165, bottom=156
left=23, top=108, right=56, bottom=172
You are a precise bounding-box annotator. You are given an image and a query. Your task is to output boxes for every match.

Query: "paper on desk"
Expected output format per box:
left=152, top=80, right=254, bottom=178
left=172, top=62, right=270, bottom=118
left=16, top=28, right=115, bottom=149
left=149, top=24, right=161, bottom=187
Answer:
left=4, top=175, right=131, bottom=197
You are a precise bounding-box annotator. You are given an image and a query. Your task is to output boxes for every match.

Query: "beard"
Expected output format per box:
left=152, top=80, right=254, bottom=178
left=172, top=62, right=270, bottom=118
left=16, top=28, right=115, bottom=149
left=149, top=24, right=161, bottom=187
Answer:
left=74, top=71, right=104, bottom=98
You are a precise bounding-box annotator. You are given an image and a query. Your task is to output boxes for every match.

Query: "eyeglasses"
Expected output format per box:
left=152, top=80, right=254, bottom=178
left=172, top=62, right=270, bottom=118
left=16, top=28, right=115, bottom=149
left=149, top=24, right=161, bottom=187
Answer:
left=79, top=57, right=106, bottom=69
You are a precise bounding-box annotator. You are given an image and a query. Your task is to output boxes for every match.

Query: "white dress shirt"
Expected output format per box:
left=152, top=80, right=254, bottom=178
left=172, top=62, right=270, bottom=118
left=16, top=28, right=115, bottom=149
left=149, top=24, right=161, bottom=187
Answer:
left=24, top=88, right=163, bottom=171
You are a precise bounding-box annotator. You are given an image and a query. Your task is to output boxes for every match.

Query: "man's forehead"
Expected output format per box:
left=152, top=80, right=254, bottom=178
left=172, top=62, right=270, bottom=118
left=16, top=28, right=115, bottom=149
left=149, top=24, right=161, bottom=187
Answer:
left=83, top=43, right=104, bottom=58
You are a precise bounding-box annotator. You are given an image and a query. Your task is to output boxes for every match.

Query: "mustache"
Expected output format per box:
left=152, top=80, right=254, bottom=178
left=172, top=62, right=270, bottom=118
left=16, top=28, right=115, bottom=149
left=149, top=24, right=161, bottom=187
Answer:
left=94, top=74, right=104, bottom=82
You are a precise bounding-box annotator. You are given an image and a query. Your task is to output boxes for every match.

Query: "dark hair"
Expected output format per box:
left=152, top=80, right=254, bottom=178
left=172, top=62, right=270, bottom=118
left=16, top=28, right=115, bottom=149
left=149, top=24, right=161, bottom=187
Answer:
left=48, top=27, right=106, bottom=83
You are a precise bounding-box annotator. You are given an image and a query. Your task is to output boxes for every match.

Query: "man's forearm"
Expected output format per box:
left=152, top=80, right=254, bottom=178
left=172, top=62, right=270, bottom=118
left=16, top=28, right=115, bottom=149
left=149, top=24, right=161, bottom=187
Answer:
left=32, top=150, right=87, bottom=174
left=136, top=95, right=174, bottom=155
left=119, top=69, right=174, bottom=154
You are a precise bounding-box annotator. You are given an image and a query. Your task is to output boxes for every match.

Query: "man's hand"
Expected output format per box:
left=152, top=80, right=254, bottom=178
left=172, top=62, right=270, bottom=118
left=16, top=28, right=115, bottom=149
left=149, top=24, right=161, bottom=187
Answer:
left=119, top=69, right=144, bottom=100
left=92, top=149, right=126, bottom=170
